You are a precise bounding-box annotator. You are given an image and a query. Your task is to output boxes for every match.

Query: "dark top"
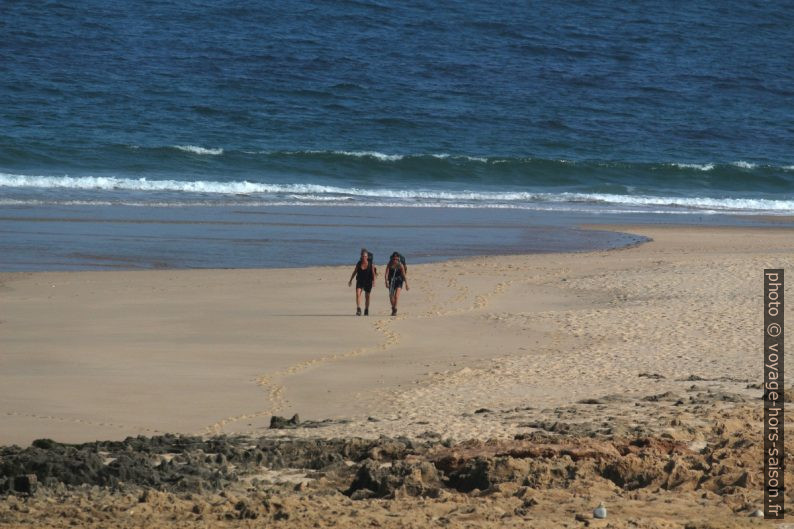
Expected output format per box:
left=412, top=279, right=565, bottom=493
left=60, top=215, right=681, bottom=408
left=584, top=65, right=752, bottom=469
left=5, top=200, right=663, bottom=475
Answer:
left=356, top=261, right=374, bottom=290
left=387, top=264, right=404, bottom=283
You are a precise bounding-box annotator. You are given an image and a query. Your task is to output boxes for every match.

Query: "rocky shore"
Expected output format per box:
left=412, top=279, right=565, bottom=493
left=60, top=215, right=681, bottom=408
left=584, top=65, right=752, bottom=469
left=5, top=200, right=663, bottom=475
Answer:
left=1, top=387, right=787, bottom=528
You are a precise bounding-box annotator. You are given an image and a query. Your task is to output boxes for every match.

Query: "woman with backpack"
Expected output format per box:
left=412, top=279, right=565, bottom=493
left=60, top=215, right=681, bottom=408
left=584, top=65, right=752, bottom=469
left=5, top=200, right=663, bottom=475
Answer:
left=348, top=248, right=377, bottom=316
left=385, top=251, right=408, bottom=316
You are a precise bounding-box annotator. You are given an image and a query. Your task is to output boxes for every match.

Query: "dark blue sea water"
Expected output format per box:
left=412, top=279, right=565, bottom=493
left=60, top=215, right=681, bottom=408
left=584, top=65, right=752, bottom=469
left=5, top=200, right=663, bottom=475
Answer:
left=2, top=0, right=793, bottom=215
left=1, top=2, right=793, bottom=270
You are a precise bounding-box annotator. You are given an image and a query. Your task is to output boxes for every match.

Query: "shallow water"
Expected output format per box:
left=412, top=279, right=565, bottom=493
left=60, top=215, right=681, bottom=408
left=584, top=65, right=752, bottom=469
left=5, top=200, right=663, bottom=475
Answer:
left=3, top=203, right=790, bottom=271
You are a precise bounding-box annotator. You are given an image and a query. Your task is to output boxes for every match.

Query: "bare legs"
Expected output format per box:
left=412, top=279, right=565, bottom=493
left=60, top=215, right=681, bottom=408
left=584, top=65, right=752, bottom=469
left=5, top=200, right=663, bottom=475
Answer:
left=356, top=288, right=371, bottom=315
left=389, top=287, right=401, bottom=315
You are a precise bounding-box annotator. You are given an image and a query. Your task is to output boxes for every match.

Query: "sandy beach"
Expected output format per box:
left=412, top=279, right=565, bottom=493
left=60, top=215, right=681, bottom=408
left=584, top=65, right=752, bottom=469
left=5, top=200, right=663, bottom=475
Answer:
left=5, top=1, right=793, bottom=525
left=1, top=224, right=793, bottom=527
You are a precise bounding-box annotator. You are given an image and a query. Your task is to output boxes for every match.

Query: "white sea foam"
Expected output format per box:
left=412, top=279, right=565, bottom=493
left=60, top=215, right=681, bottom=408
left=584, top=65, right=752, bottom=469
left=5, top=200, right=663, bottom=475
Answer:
left=1, top=197, right=787, bottom=216
left=173, top=145, right=224, bottom=155
left=1, top=196, right=792, bottom=215
left=281, top=150, right=491, bottom=163
left=0, top=173, right=269, bottom=193
left=672, top=163, right=715, bottom=171
left=553, top=192, right=794, bottom=210
left=732, top=160, right=757, bottom=169
left=2, top=172, right=792, bottom=213
left=332, top=150, right=404, bottom=161
left=289, top=194, right=354, bottom=201
left=430, top=154, right=489, bottom=162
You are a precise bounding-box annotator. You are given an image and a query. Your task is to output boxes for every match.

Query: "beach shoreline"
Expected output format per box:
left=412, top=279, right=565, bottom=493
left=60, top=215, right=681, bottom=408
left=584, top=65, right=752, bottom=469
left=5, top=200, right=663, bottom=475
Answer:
left=2, top=223, right=793, bottom=527
left=5, top=1, right=793, bottom=524
left=1, top=223, right=791, bottom=445
left=4, top=202, right=792, bottom=272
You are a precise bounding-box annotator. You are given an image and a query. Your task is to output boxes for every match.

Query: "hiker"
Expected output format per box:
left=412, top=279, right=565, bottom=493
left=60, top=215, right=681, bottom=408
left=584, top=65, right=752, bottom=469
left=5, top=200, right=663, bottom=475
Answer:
left=348, top=248, right=377, bottom=315
left=385, top=251, right=408, bottom=316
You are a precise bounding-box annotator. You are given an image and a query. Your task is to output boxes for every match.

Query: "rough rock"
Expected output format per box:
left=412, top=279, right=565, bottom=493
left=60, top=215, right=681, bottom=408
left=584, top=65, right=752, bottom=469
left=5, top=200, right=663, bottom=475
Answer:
left=346, top=459, right=441, bottom=498
left=269, top=414, right=301, bottom=429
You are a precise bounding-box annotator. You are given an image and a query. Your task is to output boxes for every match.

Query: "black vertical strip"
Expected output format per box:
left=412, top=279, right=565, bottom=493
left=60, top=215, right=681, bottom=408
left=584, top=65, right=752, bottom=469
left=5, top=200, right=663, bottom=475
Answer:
left=764, top=269, right=784, bottom=519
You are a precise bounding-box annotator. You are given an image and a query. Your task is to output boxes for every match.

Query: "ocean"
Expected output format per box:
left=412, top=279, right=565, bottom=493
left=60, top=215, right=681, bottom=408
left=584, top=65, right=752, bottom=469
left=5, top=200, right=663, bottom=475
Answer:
left=1, top=1, right=793, bottom=269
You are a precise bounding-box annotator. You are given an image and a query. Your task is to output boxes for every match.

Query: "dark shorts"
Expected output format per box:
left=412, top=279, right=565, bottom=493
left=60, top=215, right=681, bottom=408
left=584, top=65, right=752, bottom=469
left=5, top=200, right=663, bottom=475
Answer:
left=389, top=278, right=404, bottom=292
left=356, top=278, right=373, bottom=293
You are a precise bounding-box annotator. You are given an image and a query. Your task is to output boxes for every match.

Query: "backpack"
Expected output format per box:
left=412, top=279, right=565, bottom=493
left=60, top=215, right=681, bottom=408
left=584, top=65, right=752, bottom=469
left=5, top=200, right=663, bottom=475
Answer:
left=390, top=253, right=406, bottom=271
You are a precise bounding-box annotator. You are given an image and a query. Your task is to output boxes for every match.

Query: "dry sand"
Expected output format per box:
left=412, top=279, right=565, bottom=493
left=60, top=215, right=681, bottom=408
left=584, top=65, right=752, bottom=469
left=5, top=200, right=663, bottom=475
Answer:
left=1, top=224, right=793, bottom=527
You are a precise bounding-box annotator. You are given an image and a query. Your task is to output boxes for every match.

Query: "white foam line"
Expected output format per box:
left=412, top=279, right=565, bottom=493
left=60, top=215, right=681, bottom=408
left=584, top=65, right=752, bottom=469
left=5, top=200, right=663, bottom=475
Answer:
left=332, top=150, right=403, bottom=161
left=2, top=173, right=792, bottom=212
left=2, top=198, right=789, bottom=216
left=173, top=145, right=224, bottom=155
left=672, top=163, right=715, bottom=171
